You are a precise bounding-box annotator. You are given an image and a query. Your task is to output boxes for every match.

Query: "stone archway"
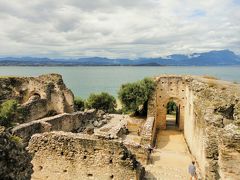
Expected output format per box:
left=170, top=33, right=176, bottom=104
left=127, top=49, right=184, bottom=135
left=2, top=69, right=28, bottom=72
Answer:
left=146, top=75, right=187, bottom=147
left=166, top=99, right=180, bottom=129
left=156, top=97, right=184, bottom=130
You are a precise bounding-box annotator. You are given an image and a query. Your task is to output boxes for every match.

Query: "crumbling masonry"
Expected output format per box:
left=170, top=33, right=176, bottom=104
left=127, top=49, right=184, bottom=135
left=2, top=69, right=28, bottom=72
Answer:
left=1, top=74, right=240, bottom=180
left=147, top=75, right=240, bottom=179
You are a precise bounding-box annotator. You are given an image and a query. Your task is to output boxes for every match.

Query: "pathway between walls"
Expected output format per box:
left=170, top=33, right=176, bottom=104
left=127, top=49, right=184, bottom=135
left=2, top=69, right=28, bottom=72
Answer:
left=145, top=130, right=193, bottom=180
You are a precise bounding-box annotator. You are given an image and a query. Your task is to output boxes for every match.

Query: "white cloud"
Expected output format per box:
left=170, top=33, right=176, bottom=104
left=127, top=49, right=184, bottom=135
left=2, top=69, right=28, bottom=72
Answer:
left=0, top=0, right=239, bottom=58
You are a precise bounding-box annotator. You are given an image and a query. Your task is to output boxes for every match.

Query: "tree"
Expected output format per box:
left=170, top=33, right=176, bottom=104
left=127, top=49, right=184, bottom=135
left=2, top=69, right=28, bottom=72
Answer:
left=74, top=97, right=85, bottom=111
left=118, top=78, right=156, bottom=115
left=85, top=92, right=116, bottom=113
left=0, top=100, right=18, bottom=127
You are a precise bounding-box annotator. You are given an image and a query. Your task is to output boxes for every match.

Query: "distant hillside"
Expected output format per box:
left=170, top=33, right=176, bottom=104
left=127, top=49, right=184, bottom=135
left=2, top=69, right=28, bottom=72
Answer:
left=0, top=50, right=239, bottom=66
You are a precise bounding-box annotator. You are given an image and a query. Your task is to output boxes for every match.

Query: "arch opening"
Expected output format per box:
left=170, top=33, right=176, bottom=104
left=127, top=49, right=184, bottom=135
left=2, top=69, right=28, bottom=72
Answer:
left=166, top=100, right=179, bottom=129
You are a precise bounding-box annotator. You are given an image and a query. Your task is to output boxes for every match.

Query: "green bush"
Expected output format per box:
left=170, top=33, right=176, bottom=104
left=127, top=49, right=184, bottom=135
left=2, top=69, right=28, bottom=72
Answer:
left=10, top=135, right=23, bottom=144
left=74, top=97, right=85, bottom=111
left=0, top=100, right=18, bottom=127
left=167, top=101, right=177, bottom=114
left=118, top=78, right=156, bottom=115
left=85, top=92, right=116, bottom=113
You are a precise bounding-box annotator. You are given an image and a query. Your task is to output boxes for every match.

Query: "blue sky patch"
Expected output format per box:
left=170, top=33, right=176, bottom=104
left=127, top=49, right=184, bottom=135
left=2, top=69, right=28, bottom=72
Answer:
left=191, top=9, right=206, bottom=18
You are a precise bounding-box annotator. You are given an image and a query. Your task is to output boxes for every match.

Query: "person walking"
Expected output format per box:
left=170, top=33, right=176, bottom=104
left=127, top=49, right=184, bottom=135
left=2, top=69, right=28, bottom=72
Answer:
left=188, top=161, right=197, bottom=180
left=147, top=144, right=154, bottom=164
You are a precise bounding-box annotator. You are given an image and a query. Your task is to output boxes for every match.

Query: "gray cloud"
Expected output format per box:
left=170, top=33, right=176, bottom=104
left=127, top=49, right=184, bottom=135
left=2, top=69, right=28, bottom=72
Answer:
left=0, top=0, right=239, bottom=58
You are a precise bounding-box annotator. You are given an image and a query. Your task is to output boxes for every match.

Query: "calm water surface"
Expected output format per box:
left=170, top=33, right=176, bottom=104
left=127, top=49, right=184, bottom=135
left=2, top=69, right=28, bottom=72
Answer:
left=0, top=66, right=239, bottom=98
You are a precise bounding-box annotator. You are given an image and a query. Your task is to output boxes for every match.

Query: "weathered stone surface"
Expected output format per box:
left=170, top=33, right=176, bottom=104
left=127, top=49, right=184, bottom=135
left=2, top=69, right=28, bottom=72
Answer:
left=0, top=126, right=33, bottom=180
left=0, top=74, right=74, bottom=123
left=140, top=116, right=155, bottom=146
left=94, top=114, right=128, bottom=139
left=12, top=110, right=97, bottom=142
left=7, top=74, right=240, bottom=179
left=12, top=110, right=149, bottom=172
left=27, top=131, right=145, bottom=180
left=147, top=75, right=240, bottom=179
left=218, top=124, right=240, bottom=180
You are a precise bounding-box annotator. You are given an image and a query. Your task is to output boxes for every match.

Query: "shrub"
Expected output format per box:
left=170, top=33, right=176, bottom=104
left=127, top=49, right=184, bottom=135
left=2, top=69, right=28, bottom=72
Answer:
left=0, top=100, right=18, bottom=127
left=167, top=101, right=177, bottom=114
left=118, top=78, right=156, bottom=115
left=85, top=92, right=116, bottom=113
left=74, top=97, right=85, bottom=111
left=10, top=135, right=23, bottom=144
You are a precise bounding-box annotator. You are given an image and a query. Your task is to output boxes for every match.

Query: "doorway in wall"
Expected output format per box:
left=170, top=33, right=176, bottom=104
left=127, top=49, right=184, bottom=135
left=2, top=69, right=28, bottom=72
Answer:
left=166, top=101, right=179, bottom=129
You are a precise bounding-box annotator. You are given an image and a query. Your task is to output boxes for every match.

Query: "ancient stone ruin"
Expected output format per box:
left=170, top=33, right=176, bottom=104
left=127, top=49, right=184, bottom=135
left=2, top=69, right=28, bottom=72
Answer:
left=147, top=75, right=240, bottom=179
left=0, top=74, right=74, bottom=123
left=0, top=74, right=240, bottom=180
left=0, top=126, right=33, bottom=179
left=12, top=110, right=146, bottom=180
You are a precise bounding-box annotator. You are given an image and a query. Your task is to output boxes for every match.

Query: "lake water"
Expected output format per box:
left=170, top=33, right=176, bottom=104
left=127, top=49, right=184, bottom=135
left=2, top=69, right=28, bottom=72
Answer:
left=0, top=66, right=239, bottom=98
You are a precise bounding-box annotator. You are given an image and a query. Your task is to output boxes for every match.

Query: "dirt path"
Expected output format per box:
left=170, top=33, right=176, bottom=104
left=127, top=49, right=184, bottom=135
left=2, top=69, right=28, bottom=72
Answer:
left=145, top=130, right=192, bottom=180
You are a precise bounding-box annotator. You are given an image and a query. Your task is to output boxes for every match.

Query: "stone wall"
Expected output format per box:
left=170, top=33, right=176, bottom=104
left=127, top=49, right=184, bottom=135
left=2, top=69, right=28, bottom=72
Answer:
left=28, top=131, right=145, bottom=180
left=0, top=126, right=33, bottom=179
left=189, top=78, right=240, bottom=179
left=12, top=110, right=149, bottom=177
left=0, top=74, right=74, bottom=122
left=140, top=116, right=155, bottom=147
left=12, top=110, right=96, bottom=142
left=148, top=75, right=240, bottom=179
left=124, top=142, right=149, bottom=166
left=183, top=80, right=206, bottom=177
left=218, top=124, right=240, bottom=179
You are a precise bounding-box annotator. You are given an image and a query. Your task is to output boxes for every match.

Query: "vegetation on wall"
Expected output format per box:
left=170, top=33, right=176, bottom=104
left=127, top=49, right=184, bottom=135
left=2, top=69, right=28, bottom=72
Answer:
left=85, top=92, right=116, bottom=113
left=0, top=99, right=28, bottom=127
left=0, top=100, right=19, bottom=127
left=118, top=78, right=156, bottom=115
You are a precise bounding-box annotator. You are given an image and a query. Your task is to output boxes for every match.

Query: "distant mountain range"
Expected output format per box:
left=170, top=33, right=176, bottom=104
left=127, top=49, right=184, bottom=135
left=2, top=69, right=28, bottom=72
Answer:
left=0, top=50, right=240, bottom=66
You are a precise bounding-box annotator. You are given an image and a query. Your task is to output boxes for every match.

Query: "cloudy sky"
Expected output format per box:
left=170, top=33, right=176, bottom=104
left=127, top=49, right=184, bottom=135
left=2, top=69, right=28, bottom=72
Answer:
left=0, top=0, right=239, bottom=58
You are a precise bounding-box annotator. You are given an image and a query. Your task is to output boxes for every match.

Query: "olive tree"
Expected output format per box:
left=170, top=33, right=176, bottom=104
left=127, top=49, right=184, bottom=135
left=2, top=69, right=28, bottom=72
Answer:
left=118, top=78, right=156, bottom=115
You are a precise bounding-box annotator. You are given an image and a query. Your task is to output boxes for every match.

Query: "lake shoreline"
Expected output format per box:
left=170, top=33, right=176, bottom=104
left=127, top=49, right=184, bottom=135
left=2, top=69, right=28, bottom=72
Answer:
left=0, top=66, right=239, bottom=98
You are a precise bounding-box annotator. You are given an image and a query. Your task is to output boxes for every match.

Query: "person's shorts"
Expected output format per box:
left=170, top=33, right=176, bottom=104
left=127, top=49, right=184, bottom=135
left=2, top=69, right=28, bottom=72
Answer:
left=190, top=172, right=196, bottom=176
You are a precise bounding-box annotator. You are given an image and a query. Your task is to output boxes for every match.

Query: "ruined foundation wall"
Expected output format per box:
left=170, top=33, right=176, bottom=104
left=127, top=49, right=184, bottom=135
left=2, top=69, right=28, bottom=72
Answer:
left=218, top=124, right=240, bottom=180
left=140, top=117, right=155, bottom=146
left=12, top=110, right=96, bottom=142
left=13, top=111, right=149, bottom=170
left=28, top=132, right=145, bottom=180
left=190, top=78, right=240, bottom=179
left=184, top=81, right=207, bottom=177
left=0, top=126, right=33, bottom=179
left=0, top=74, right=74, bottom=122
